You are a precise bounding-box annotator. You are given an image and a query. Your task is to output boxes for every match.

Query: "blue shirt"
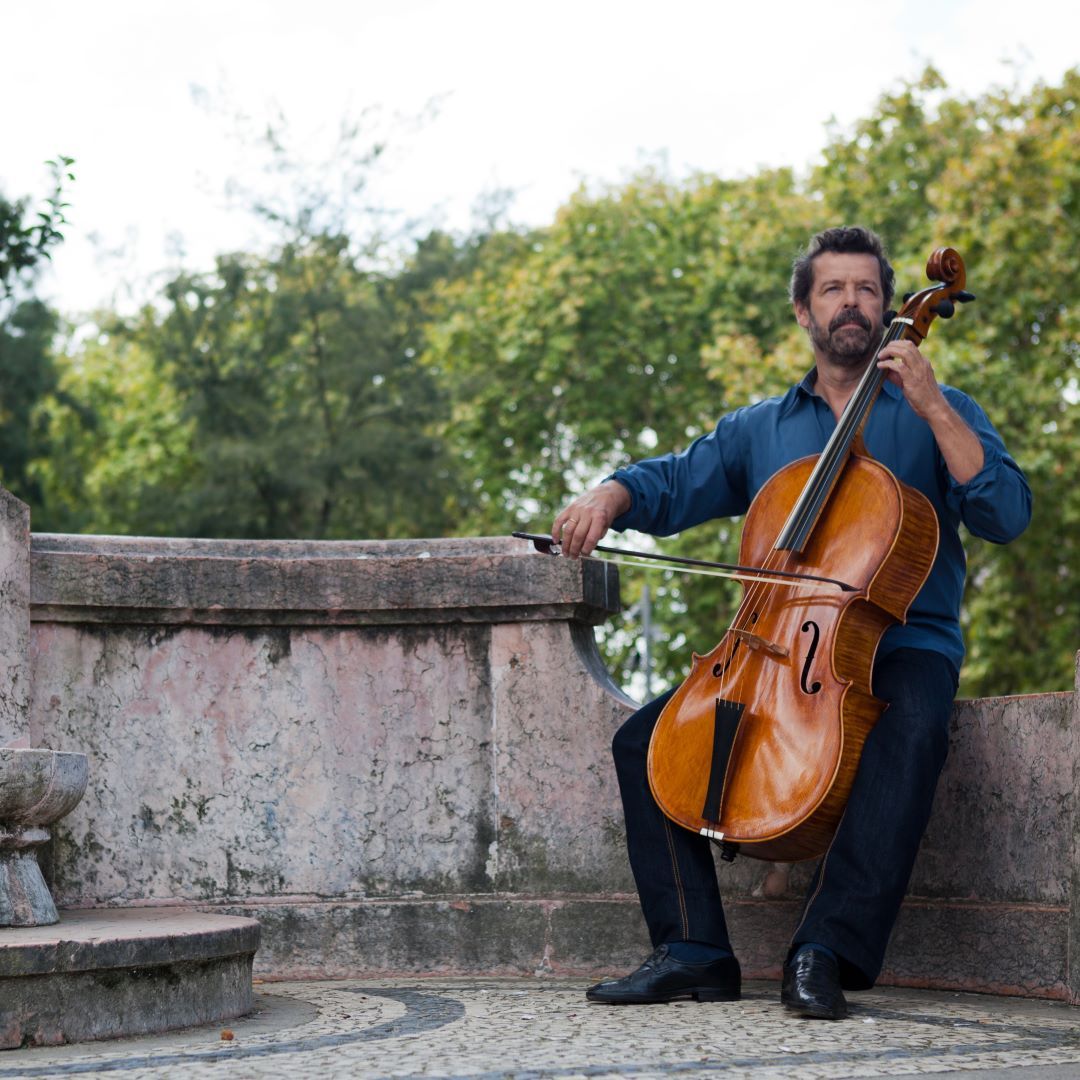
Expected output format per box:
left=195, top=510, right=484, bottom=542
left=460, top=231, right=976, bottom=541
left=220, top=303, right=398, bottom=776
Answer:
left=609, top=370, right=1032, bottom=672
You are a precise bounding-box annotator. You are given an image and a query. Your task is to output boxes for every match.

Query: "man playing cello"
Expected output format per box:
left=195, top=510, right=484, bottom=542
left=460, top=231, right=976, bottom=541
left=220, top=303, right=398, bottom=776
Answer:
left=553, top=226, right=1031, bottom=1019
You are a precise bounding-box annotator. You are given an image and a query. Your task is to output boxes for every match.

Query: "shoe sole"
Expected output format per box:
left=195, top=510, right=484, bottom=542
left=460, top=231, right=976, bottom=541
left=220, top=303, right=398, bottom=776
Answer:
left=586, top=988, right=741, bottom=1004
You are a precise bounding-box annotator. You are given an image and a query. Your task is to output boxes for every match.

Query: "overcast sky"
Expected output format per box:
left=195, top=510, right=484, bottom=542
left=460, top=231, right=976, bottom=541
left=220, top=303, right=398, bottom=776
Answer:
left=4, top=0, right=1078, bottom=316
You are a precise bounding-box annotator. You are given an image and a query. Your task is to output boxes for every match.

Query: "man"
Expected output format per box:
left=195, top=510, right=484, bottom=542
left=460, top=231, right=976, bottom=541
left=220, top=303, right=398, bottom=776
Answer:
left=552, top=226, right=1031, bottom=1019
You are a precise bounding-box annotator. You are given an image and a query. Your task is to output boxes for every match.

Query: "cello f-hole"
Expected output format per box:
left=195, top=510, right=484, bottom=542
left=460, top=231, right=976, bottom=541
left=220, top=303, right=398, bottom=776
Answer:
left=800, top=620, right=822, bottom=695
left=712, top=638, right=740, bottom=678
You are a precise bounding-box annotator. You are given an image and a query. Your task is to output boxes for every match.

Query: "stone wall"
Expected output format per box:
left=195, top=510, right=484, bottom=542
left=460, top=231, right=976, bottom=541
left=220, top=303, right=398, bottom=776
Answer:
left=0, top=490, right=31, bottom=746
left=14, top=527, right=1080, bottom=1000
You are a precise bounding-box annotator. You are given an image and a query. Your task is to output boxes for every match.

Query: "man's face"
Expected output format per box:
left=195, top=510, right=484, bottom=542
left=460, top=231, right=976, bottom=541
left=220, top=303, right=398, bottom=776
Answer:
left=794, top=252, right=885, bottom=368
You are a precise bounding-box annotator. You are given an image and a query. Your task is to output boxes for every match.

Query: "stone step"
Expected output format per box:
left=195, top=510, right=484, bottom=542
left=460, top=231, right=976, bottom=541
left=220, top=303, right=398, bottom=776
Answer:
left=0, top=907, right=260, bottom=1048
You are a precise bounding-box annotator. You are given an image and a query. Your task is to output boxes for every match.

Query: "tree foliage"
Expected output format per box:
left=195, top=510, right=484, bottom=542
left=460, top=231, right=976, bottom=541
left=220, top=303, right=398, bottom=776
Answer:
left=16, top=72, right=1079, bottom=695
left=0, top=158, right=74, bottom=514
left=38, top=233, right=471, bottom=539
left=420, top=69, right=1079, bottom=697
left=0, top=157, right=73, bottom=300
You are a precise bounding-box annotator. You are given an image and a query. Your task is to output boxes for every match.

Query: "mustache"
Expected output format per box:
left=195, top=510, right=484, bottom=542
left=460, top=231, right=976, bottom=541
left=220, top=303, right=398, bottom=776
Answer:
left=828, top=308, right=872, bottom=333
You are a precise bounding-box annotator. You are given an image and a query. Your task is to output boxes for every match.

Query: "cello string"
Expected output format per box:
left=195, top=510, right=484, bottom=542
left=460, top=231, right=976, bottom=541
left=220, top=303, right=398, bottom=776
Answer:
left=721, top=313, right=912, bottom=697
left=780, top=319, right=904, bottom=549
left=714, top=318, right=902, bottom=702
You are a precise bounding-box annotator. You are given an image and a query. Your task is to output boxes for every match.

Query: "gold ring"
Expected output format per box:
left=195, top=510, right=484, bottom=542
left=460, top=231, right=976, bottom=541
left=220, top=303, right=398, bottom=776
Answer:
left=565, top=519, right=578, bottom=527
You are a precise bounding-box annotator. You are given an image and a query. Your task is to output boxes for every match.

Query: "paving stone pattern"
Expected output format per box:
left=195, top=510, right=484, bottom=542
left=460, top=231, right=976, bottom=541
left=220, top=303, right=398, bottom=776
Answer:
left=3, top=978, right=1079, bottom=1079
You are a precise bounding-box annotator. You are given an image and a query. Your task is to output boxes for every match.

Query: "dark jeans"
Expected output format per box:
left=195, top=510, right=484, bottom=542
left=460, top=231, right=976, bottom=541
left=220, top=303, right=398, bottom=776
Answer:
left=612, top=647, right=958, bottom=990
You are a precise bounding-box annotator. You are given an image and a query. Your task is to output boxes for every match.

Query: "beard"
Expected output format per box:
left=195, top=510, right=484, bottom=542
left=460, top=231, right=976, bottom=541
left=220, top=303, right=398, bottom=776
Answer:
left=807, top=306, right=881, bottom=369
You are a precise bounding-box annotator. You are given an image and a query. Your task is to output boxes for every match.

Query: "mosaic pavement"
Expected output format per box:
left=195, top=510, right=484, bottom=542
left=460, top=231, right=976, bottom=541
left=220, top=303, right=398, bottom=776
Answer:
left=2, top=978, right=1080, bottom=1079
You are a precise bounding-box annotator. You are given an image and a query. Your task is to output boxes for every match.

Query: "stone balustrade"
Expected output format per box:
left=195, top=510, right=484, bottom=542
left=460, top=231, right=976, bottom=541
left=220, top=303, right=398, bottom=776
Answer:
left=9, top=525, right=1079, bottom=1001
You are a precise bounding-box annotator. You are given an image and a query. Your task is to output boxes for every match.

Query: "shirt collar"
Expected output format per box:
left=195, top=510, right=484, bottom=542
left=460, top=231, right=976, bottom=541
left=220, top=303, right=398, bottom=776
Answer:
left=786, top=365, right=903, bottom=411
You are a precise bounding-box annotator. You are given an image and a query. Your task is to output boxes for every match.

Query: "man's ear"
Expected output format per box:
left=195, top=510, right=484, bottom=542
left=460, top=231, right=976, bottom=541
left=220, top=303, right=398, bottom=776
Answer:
left=793, top=302, right=811, bottom=331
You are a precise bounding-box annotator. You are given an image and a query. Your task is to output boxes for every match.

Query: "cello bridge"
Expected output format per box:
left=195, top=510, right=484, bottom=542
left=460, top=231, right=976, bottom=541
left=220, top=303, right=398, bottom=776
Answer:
left=729, top=628, right=789, bottom=660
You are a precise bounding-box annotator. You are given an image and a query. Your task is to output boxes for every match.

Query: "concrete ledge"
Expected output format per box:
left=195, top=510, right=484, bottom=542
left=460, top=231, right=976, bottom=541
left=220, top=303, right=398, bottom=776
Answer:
left=0, top=908, right=260, bottom=1047
left=29, top=535, right=621, bottom=627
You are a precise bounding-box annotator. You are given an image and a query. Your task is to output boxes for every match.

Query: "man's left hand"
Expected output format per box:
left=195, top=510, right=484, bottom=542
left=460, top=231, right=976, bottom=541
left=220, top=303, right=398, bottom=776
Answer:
left=877, top=338, right=985, bottom=483
left=875, top=339, right=948, bottom=422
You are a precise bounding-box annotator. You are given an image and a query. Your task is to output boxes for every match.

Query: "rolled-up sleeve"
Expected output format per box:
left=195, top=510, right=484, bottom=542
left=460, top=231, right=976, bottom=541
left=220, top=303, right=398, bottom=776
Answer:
left=607, top=411, right=753, bottom=536
left=942, top=390, right=1032, bottom=544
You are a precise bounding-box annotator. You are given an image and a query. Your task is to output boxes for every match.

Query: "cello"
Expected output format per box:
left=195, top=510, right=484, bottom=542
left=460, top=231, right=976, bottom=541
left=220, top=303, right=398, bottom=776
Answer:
left=647, top=247, right=974, bottom=863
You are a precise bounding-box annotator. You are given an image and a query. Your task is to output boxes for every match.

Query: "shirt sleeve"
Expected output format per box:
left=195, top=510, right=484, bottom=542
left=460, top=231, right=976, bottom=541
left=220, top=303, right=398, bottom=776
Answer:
left=941, top=389, right=1032, bottom=544
left=606, top=410, right=753, bottom=536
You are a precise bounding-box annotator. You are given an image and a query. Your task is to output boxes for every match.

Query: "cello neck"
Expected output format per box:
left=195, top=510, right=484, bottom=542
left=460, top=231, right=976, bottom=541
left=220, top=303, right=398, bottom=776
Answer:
left=775, top=319, right=906, bottom=554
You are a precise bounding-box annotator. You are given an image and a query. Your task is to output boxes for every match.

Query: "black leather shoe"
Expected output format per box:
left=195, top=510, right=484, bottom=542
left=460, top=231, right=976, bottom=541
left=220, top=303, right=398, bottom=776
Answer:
left=781, top=948, right=847, bottom=1019
left=586, top=945, right=741, bottom=1004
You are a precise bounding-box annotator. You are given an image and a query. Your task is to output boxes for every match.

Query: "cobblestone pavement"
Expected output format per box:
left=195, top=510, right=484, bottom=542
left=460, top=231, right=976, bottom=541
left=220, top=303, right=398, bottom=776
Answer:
left=3, top=978, right=1080, bottom=1079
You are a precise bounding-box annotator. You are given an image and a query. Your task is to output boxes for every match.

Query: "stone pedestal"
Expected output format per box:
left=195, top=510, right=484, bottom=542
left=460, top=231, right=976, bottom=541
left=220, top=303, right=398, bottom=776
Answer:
left=0, top=748, right=89, bottom=926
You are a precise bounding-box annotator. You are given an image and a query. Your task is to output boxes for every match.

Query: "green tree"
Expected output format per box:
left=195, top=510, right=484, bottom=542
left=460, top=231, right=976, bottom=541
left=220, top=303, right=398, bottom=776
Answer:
left=36, top=229, right=481, bottom=539
left=31, top=322, right=193, bottom=535
left=0, top=158, right=74, bottom=514
left=813, top=71, right=1080, bottom=695
left=0, top=299, right=60, bottom=511
left=422, top=167, right=820, bottom=686
left=36, top=123, right=479, bottom=540
left=0, top=157, right=73, bottom=300
left=423, top=71, right=1078, bottom=696
left=925, top=72, right=1080, bottom=694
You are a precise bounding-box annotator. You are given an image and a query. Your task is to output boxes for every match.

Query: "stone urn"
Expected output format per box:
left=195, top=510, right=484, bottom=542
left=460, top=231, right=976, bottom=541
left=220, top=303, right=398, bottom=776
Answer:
left=0, top=747, right=89, bottom=926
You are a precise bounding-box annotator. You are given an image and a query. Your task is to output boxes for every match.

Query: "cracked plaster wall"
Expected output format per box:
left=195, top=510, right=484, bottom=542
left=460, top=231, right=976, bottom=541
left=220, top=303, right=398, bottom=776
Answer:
left=26, top=536, right=635, bottom=913
left=34, top=624, right=498, bottom=904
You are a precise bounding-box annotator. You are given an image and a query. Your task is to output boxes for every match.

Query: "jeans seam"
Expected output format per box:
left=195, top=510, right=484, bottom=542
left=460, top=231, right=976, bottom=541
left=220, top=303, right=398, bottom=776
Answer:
left=789, top=804, right=849, bottom=949
left=661, top=815, right=690, bottom=940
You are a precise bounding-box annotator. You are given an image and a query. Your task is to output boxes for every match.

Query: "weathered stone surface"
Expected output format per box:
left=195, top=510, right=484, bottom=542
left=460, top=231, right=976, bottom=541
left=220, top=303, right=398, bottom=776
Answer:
left=0, top=747, right=88, bottom=824
left=489, top=621, right=634, bottom=893
left=30, top=534, right=620, bottom=627
left=885, top=898, right=1070, bottom=998
left=913, top=690, right=1075, bottom=903
left=1069, top=651, right=1080, bottom=1005
left=229, top=898, right=553, bottom=978
left=0, top=907, right=259, bottom=1047
left=0, top=839, right=60, bottom=927
left=21, top=533, right=1080, bottom=1001
left=206, top=890, right=1072, bottom=1004
left=36, top=624, right=498, bottom=903
left=0, top=488, right=31, bottom=746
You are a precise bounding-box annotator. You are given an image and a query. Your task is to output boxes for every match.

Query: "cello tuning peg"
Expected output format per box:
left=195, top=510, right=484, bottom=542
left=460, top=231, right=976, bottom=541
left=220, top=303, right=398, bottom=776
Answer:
left=903, top=292, right=915, bottom=302
left=955, top=291, right=976, bottom=303
left=883, top=310, right=897, bottom=326
left=932, top=299, right=955, bottom=319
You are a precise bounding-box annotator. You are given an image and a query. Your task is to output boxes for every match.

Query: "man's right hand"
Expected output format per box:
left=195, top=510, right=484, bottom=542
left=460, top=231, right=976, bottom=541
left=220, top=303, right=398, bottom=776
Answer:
left=551, top=480, right=632, bottom=558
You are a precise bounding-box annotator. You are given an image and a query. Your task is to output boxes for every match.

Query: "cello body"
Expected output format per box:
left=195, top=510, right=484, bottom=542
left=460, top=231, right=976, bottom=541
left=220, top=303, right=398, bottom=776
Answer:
left=647, top=246, right=971, bottom=863
left=647, top=447, right=938, bottom=862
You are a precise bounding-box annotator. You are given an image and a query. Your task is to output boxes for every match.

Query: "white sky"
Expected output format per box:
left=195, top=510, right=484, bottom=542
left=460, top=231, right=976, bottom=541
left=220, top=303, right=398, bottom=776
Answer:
left=4, top=0, right=1078, bottom=317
